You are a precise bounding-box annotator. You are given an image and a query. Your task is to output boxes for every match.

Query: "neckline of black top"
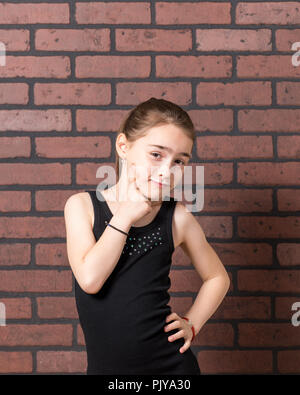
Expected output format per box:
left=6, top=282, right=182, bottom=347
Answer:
left=97, top=189, right=168, bottom=233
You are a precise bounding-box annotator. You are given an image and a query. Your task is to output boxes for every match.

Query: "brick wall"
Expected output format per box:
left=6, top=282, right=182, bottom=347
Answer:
left=0, top=1, right=300, bottom=374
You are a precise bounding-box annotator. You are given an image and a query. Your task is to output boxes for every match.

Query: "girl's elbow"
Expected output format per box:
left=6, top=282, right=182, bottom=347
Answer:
left=85, top=282, right=103, bottom=295
left=80, top=275, right=103, bottom=295
left=224, top=274, right=231, bottom=290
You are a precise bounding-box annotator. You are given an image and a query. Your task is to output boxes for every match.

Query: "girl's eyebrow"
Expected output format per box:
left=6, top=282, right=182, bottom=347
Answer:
left=147, top=144, right=191, bottom=158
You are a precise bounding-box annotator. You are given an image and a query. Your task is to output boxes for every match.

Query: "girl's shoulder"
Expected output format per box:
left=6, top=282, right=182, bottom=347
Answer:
left=171, top=200, right=198, bottom=249
left=67, top=191, right=95, bottom=228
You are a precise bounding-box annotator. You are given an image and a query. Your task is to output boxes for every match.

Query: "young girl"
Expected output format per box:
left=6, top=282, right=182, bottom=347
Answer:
left=64, top=97, right=230, bottom=375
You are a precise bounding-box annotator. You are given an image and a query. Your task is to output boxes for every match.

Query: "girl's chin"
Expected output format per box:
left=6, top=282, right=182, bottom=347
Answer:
left=138, top=183, right=171, bottom=203
left=140, top=189, right=161, bottom=202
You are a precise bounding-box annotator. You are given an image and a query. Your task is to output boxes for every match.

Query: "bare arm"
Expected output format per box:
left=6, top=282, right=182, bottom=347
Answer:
left=64, top=192, right=132, bottom=294
left=175, top=203, right=230, bottom=334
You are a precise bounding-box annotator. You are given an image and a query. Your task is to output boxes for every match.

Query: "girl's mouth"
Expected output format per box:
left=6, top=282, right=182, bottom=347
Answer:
left=150, top=179, right=169, bottom=188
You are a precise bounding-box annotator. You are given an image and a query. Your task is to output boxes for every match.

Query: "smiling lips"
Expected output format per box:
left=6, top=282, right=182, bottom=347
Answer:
left=150, top=179, right=169, bottom=187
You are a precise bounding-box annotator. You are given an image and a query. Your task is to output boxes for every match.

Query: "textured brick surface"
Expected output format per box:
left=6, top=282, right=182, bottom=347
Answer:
left=0, top=1, right=299, bottom=375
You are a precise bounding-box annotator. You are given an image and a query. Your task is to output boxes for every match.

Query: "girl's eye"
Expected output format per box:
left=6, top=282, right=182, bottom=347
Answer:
left=175, top=159, right=185, bottom=165
left=151, top=152, right=161, bottom=159
left=150, top=152, right=185, bottom=165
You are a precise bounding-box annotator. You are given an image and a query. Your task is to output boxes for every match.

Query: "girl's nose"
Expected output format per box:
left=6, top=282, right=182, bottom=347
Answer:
left=157, top=164, right=169, bottom=178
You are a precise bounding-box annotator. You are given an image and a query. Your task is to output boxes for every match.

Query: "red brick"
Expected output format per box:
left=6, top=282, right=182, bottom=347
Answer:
left=193, top=323, right=234, bottom=347
left=236, top=2, right=300, bottom=25
left=0, top=324, right=72, bottom=346
left=237, top=55, right=300, bottom=78
left=175, top=162, right=204, bottom=187
left=170, top=269, right=203, bottom=292
left=277, top=82, right=300, bottom=105
left=77, top=323, right=85, bottom=346
left=196, top=81, right=271, bottom=106
left=277, top=243, right=300, bottom=266
left=172, top=246, right=192, bottom=266
left=0, top=190, right=31, bottom=212
left=76, top=2, right=150, bottom=24
left=0, top=109, right=71, bottom=131
left=34, top=83, right=111, bottom=105
left=212, top=242, right=273, bottom=267
left=277, top=189, right=300, bottom=211
left=76, top=109, right=128, bottom=132
left=168, top=296, right=194, bottom=315
left=76, top=55, right=150, bottom=78
left=0, top=83, right=28, bottom=104
left=37, top=297, right=78, bottom=319
left=196, top=29, right=271, bottom=51
left=116, top=29, right=192, bottom=51
left=0, top=270, right=72, bottom=292
left=35, top=136, right=111, bottom=158
left=76, top=161, right=116, bottom=185
left=238, top=216, right=300, bottom=239
left=198, top=216, right=233, bottom=238
left=0, top=217, right=66, bottom=238
left=197, top=136, right=273, bottom=159
left=278, top=350, right=300, bottom=373
left=37, top=351, right=87, bottom=373
left=156, top=2, right=231, bottom=24
left=156, top=55, right=232, bottom=78
left=35, top=189, right=78, bottom=212
left=35, top=243, right=69, bottom=267
left=0, top=298, right=31, bottom=319
left=0, top=3, right=69, bottom=24
left=0, top=56, right=70, bottom=78
left=0, top=137, right=30, bottom=159
left=201, top=188, right=272, bottom=212
left=239, top=323, right=300, bottom=347
left=278, top=136, right=300, bottom=158
left=211, top=296, right=271, bottom=320
left=198, top=350, right=272, bottom=374
left=238, top=269, right=300, bottom=293
left=196, top=163, right=234, bottom=185
left=276, top=29, right=300, bottom=51
left=238, top=162, right=300, bottom=185
left=0, top=29, right=29, bottom=50
left=0, top=352, right=32, bottom=373
left=238, top=109, right=300, bottom=132
left=275, top=296, right=300, bottom=319
left=188, top=109, right=233, bottom=132
left=0, top=163, right=70, bottom=185
left=0, top=243, right=30, bottom=266
left=35, top=29, right=110, bottom=51
left=116, top=82, right=191, bottom=105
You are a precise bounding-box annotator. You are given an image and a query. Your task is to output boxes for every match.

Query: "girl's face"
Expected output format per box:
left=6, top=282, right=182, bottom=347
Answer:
left=121, top=124, right=193, bottom=202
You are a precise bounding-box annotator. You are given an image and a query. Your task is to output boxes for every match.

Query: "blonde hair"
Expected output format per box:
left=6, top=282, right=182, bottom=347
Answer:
left=115, top=97, right=195, bottom=181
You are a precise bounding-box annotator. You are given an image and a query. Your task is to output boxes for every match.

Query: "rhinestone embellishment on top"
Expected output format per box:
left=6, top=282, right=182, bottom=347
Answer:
left=105, top=221, right=163, bottom=255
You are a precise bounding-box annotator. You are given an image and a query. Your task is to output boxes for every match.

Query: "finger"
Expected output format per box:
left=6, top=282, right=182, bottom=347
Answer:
left=165, top=312, right=176, bottom=323
left=179, top=339, right=191, bottom=354
left=167, top=329, right=184, bottom=342
left=128, top=167, right=136, bottom=183
left=164, top=319, right=181, bottom=332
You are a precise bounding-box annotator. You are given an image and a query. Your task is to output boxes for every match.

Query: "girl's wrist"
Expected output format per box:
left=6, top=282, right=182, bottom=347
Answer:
left=181, top=316, right=196, bottom=342
left=110, top=210, right=132, bottom=231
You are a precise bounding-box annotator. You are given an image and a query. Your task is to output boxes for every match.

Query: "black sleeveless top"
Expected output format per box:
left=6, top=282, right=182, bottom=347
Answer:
left=74, top=189, right=200, bottom=375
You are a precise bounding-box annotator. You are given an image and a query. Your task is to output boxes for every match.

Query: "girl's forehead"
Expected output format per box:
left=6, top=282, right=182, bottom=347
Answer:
left=134, top=132, right=192, bottom=155
left=145, top=124, right=186, bottom=137
left=139, top=127, right=191, bottom=145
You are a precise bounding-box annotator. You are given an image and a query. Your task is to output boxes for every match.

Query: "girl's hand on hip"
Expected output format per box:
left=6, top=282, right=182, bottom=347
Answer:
left=164, top=312, right=194, bottom=354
